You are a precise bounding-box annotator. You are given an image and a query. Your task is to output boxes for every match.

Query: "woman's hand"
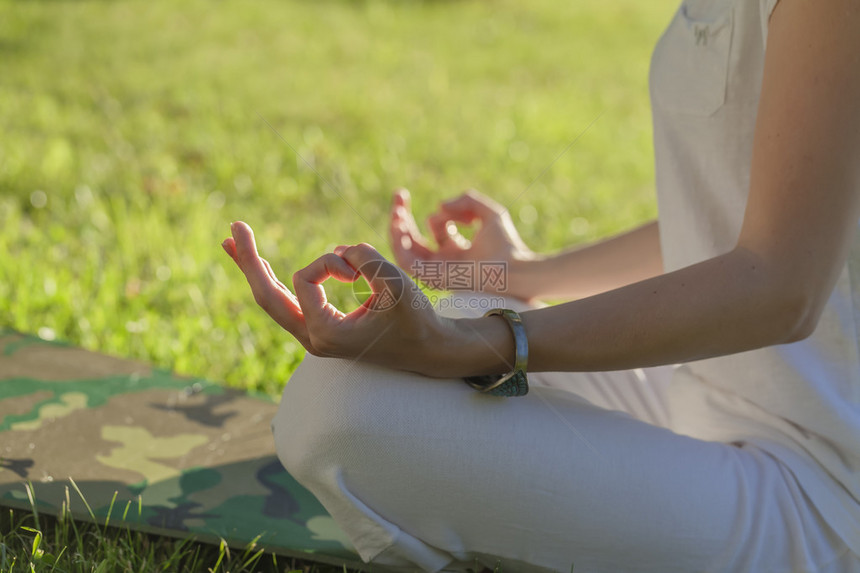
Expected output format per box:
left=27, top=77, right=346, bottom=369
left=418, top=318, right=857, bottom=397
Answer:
left=389, top=189, right=537, bottom=300
left=222, top=221, right=460, bottom=375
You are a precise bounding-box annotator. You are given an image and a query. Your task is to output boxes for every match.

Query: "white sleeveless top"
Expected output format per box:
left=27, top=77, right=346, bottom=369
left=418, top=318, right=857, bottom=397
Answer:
left=651, top=0, right=860, bottom=554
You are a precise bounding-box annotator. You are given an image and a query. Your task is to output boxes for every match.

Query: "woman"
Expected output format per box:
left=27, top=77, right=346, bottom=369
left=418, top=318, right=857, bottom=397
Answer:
left=222, top=0, right=860, bottom=570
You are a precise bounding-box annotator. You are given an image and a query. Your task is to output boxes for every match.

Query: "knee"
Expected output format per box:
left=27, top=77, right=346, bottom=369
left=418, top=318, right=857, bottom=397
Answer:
left=272, top=355, right=339, bottom=483
left=270, top=354, right=392, bottom=485
left=271, top=353, right=465, bottom=487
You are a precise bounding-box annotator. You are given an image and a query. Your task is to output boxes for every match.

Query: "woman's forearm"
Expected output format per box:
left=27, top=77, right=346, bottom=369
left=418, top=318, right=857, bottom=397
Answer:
left=443, top=246, right=812, bottom=377
left=511, top=220, right=663, bottom=301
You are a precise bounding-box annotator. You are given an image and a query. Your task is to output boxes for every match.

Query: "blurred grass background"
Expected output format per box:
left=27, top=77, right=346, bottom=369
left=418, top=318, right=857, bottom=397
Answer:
left=0, top=0, right=677, bottom=395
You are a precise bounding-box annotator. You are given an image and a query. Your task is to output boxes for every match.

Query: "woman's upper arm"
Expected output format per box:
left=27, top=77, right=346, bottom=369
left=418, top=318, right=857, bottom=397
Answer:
left=737, top=0, right=860, bottom=334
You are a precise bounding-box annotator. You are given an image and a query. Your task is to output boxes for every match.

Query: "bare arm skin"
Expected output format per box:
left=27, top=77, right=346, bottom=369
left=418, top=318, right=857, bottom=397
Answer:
left=514, top=220, right=663, bottom=301
left=389, top=189, right=662, bottom=302
left=224, top=0, right=860, bottom=380
left=447, top=0, right=860, bottom=376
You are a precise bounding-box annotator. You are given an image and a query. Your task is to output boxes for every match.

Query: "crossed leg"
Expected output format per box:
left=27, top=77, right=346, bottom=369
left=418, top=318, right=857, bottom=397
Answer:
left=272, top=353, right=852, bottom=573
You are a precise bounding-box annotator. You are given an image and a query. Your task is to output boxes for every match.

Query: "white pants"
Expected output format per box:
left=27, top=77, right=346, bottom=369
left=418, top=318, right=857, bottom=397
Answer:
left=272, top=296, right=859, bottom=572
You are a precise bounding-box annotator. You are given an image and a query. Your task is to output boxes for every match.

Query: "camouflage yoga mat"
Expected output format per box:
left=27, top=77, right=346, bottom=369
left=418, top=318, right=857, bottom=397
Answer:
left=0, top=330, right=361, bottom=568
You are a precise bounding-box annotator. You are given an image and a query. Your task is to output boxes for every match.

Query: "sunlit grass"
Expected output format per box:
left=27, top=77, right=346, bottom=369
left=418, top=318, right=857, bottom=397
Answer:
left=0, top=0, right=676, bottom=393
left=0, top=481, right=356, bottom=572
left=0, top=0, right=679, bottom=568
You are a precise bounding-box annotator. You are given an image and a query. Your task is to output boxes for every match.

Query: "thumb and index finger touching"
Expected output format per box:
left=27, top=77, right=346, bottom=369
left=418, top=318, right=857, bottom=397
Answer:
left=335, top=243, right=408, bottom=305
left=437, top=189, right=504, bottom=222
left=226, top=189, right=498, bottom=319
left=224, top=222, right=405, bottom=316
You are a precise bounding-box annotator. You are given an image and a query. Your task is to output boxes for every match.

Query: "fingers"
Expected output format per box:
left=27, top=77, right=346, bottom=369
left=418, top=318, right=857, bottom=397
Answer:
left=426, top=212, right=471, bottom=250
left=337, top=243, right=407, bottom=309
left=426, top=212, right=452, bottom=245
left=391, top=189, right=423, bottom=243
left=261, top=258, right=291, bottom=294
left=425, top=189, right=500, bottom=249
left=391, top=188, right=410, bottom=210
left=389, top=188, right=437, bottom=269
left=391, top=187, right=471, bottom=253
left=231, top=222, right=271, bottom=302
left=292, top=252, right=360, bottom=322
left=293, top=252, right=359, bottom=286
left=440, top=189, right=505, bottom=222
left=221, top=237, right=238, bottom=263
left=225, top=235, right=291, bottom=295
left=225, top=236, right=291, bottom=295
left=229, top=221, right=306, bottom=333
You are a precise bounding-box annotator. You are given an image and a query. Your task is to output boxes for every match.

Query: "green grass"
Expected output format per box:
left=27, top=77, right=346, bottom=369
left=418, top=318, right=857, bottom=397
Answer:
left=0, top=0, right=676, bottom=393
left=0, top=486, right=353, bottom=572
left=0, top=0, right=677, bottom=567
